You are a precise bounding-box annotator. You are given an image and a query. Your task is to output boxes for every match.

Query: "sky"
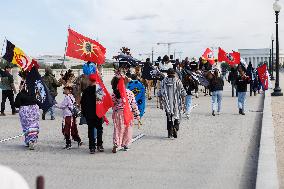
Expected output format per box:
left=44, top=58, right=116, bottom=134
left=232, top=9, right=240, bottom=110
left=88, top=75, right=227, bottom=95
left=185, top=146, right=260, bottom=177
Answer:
left=0, top=0, right=283, bottom=61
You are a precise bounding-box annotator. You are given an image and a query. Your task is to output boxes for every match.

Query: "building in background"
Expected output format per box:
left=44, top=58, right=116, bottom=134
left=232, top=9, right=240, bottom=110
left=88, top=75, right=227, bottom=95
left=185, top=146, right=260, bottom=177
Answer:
left=35, top=55, right=83, bottom=68
left=239, top=48, right=284, bottom=68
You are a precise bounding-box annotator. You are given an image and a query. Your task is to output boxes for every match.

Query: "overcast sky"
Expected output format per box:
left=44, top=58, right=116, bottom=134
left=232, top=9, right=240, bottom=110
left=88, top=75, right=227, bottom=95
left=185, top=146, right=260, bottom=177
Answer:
left=0, top=0, right=283, bottom=60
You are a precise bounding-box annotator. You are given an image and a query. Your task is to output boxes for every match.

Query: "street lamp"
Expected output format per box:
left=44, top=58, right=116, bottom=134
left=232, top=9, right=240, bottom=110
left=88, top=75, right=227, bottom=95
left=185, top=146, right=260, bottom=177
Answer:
left=272, top=0, right=283, bottom=96
left=271, top=34, right=275, bottom=80
left=269, top=48, right=272, bottom=76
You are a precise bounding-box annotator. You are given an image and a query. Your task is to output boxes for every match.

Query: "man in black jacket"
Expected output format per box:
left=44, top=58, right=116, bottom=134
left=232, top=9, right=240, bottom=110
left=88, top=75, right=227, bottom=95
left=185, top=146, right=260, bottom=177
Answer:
left=81, top=74, right=104, bottom=154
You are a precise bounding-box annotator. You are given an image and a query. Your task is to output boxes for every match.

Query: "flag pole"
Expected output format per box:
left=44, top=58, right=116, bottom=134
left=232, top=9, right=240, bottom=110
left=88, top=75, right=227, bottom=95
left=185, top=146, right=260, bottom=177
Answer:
left=1, top=37, right=6, bottom=58
left=0, top=36, right=7, bottom=67
left=61, top=25, right=70, bottom=73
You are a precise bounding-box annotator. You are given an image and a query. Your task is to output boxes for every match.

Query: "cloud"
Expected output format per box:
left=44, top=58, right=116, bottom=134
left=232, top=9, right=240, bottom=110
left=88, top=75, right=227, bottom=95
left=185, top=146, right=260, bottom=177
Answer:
left=123, top=14, right=159, bottom=21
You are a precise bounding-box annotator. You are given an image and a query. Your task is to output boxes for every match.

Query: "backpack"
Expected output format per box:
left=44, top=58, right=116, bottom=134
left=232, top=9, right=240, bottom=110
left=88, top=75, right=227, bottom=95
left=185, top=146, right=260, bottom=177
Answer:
left=68, top=96, right=81, bottom=118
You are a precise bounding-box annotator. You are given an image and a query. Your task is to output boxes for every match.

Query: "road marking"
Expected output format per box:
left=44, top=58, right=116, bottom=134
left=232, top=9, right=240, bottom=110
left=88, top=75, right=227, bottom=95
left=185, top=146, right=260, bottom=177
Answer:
left=0, top=133, right=24, bottom=143
left=131, top=133, right=145, bottom=143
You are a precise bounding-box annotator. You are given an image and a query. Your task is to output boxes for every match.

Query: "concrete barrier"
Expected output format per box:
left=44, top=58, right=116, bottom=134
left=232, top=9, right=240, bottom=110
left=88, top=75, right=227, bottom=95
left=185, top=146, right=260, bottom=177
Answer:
left=256, top=90, right=279, bottom=189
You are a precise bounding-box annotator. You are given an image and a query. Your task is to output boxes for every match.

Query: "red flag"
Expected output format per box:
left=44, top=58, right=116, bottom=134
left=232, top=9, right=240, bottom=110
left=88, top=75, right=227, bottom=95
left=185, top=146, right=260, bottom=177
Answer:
left=94, top=72, right=113, bottom=118
left=257, top=64, right=269, bottom=90
left=230, top=51, right=241, bottom=65
left=202, top=48, right=215, bottom=65
left=66, top=28, right=106, bottom=65
left=218, top=48, right=240, bottom=66
left=117, top=77, right=133, bottom=127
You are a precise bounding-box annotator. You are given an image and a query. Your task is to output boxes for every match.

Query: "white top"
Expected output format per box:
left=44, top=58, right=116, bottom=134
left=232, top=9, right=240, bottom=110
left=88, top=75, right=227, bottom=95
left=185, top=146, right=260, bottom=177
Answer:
left=0, top=165, right=30, bottom=189
left=159, top=62, right=173, bottom=71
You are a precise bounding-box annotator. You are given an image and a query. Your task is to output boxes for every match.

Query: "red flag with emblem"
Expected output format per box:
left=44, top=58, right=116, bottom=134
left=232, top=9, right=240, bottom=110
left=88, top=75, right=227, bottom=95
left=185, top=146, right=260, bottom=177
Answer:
left=218, top=48, right=240, bottom=66
left=94, top=72, right=113, bottom=118
left=202, top=48, right=215, bottom=65
left=117, top=77, right=133, bottom=127
left=257, top=64, right=269, bottom=90
left=66, top=28, right=106, bottom=64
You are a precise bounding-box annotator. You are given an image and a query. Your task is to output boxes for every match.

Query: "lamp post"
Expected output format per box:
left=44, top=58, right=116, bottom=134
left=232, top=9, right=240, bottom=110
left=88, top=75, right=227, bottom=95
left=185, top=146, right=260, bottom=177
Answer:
left=272, top=0, right=283, bottom=96
left=271, top=34, right=275, bottom=80
left=269, top=48, right=272, bottom=76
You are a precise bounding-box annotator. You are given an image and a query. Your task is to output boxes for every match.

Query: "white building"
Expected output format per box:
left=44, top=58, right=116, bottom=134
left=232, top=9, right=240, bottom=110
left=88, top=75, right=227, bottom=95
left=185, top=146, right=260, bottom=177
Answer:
left=35, top=55, right=83, bottom=68
left=238, top=48, right=284, bottom=68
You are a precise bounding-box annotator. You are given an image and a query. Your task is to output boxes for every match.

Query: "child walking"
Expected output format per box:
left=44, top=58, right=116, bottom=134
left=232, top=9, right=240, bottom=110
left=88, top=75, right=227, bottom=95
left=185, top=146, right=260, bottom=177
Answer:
left=55, top=86, right=82, bottom=149
left=111, top=76, right=140, bottom=153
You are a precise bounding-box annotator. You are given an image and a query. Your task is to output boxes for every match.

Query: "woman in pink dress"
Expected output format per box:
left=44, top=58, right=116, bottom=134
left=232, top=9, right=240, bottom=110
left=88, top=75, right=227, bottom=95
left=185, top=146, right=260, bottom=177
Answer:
left=111, top=76, right=140, bottom=153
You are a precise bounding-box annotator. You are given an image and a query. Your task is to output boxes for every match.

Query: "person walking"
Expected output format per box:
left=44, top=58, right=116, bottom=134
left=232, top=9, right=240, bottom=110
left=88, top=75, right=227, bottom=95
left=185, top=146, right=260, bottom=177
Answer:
left=111, top=76, right=140, bottom=153
left=55, top=86, right=82, bottom=150
left=81, top=74, right=104, bottom=154
left=209, top=69, right=224, bottom=116
left=141, top=58, right=154, bottom=100
left=182, top=74, right=197, bottom=118
left=41, top=67, right=62, bottom=120
left=228, top=67, right=238, bottom=97
left=14, top=84, right=40, bottom=150
left=158, top=68, right=186, bottom=139
left=236, top=67, right=250, bottom=115
left=0, top=65, right=17, bottom=116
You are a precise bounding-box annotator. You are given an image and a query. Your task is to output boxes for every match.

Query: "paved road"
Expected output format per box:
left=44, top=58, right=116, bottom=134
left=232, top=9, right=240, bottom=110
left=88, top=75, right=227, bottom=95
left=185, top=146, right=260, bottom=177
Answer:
left=0, top=80, right=263, bottom=189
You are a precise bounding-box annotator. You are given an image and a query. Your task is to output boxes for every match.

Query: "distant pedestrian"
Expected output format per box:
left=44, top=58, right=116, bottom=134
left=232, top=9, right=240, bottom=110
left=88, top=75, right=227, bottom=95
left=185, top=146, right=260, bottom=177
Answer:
left=81, top=74, right=104, bottom=154
left=158, top=68, right=186, bottom=139
left=42, top=67, right=62, bottom=120
left=228, top=67, right=238, bottom=97
left=209, top=69, right=224, bottom=116
left=111, top=76, right=140, bottom=153
left=0, top=65, right=17, bottom=116
left=15, top=83, right=40, bottom=150
left=55, top=86, right=82, bottom=150
left=236, top=67, right=250, bottom=115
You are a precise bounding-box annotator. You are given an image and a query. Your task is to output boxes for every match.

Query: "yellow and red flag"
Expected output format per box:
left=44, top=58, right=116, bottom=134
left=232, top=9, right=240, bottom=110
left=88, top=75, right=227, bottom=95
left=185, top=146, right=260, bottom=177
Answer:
left=66, top=28, right=106, bottom=65
left=2, top=40, right=39, bottom=71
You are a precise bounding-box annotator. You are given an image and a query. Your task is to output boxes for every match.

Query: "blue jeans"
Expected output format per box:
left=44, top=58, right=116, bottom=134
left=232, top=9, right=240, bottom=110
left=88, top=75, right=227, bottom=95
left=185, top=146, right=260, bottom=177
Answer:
left=238, top=92, right=246, bottom=111
left=211, top=90, right=223, bottom=112
left=185, top=95, right=192, bottom=114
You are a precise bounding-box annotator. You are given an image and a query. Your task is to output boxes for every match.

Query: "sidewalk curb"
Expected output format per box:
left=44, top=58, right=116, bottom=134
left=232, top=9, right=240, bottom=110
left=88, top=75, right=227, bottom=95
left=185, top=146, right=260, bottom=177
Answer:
left=256, top=90, right=279, bottom=189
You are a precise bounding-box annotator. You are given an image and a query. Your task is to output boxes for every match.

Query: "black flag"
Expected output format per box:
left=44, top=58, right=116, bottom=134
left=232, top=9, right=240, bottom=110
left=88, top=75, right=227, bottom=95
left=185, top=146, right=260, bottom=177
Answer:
left=26, top=67, right=53, bottom=111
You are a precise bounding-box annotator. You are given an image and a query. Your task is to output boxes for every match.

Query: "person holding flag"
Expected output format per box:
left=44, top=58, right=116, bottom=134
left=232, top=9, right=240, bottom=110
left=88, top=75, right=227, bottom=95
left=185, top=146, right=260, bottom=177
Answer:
left=111, top=76, right=140, bottom=153
left=81, top=73, right=105, bottom=154
left=236, top=66, right=250, bottom=115
left=14, top=82, right=40, bottom=150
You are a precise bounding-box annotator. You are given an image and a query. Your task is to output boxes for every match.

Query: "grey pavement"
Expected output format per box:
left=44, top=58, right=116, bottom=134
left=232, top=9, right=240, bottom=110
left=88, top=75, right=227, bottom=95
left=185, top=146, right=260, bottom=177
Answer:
left=0, top=80, right=263, bottom=189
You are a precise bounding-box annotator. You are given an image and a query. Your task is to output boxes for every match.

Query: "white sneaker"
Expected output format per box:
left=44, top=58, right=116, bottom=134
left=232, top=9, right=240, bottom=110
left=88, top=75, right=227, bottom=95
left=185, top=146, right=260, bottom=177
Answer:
left=29, top=142, right=35, bottom=150
left=185, top=113, right=190, bottom=119
left=217, top=112, right=221, bottom=115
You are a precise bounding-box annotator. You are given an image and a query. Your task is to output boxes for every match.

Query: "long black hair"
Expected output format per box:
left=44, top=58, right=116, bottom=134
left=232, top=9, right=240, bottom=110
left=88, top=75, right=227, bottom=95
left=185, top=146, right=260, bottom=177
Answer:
left=111, top=76, right=121, bottom=99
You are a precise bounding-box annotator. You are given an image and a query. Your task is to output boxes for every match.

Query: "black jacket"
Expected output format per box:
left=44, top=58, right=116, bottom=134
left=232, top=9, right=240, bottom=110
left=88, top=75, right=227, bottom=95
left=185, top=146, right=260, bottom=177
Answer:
left=183, top=79, right=197, bottom=95
left=210, top=77, right=224, bottom=92
left=236, top=75, right=250, bottom=92
left=81, top=85, right=101, bottom=121
left=15, top=90, right=39, bottom=108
